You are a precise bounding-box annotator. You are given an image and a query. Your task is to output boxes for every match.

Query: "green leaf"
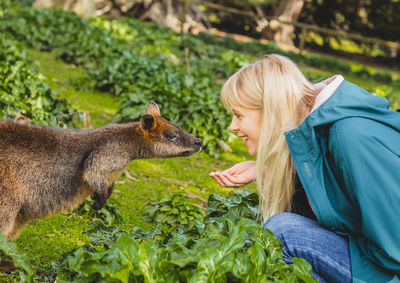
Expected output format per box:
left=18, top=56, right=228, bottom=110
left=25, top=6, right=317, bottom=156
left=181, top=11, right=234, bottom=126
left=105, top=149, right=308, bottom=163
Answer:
left=0, top=232, right=34, bottom=278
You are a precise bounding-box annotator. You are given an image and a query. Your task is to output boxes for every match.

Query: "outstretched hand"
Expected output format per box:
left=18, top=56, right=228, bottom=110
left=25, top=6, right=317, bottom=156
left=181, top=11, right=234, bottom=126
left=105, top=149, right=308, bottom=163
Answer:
left=209, top=161, right=256, bottom=187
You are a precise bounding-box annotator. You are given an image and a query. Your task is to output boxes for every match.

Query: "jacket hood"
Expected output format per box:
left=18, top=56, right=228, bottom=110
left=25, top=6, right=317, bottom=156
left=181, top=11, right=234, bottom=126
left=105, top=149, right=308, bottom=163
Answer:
left=306, top=80, right=400, bottom=130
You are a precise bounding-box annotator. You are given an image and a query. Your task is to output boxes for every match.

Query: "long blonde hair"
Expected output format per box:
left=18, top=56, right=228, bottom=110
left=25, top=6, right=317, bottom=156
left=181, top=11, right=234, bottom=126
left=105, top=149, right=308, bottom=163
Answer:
left=221, top=54, right=315, bottom=222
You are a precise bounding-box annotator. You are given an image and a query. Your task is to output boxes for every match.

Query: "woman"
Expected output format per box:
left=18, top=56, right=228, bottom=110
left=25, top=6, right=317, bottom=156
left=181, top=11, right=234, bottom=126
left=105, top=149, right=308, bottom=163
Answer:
left=210, top=54, right=400, bottom=282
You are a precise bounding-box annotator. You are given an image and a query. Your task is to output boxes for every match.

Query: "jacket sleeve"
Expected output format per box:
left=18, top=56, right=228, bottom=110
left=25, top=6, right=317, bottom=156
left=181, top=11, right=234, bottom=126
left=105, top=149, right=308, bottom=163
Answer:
left=328, top=117, right=400, bottom=273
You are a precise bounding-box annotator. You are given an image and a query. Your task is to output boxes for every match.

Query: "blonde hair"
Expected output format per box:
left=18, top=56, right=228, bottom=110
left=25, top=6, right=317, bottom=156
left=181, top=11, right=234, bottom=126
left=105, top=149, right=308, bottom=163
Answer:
left=221, top=54, right=315, bottom=222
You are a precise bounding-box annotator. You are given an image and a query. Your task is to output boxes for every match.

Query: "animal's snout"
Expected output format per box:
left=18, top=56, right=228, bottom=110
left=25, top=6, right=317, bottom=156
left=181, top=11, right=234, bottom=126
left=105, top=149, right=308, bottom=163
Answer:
left=194, top=139, right=202, bottom=147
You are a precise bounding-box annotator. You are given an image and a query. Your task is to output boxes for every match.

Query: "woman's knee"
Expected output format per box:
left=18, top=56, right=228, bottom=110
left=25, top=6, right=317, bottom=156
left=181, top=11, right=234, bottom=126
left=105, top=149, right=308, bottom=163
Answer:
left=263, top=212, right=299, bottom=235
left=263, top=212, right=317, bottom=244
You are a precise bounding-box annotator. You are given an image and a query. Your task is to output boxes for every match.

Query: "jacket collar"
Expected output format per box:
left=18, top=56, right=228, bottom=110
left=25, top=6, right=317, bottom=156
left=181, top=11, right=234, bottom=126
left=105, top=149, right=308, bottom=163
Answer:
left=311, top=75, right=344, bottom=113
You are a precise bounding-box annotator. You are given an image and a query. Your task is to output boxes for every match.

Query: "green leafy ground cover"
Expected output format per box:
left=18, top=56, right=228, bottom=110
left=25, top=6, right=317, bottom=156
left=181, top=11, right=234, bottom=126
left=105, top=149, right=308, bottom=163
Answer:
left=1, top=3, right=399, bottom=282
left=0, top=35, right=76, bottom=127
left=52, top=191, right=318, bottom=282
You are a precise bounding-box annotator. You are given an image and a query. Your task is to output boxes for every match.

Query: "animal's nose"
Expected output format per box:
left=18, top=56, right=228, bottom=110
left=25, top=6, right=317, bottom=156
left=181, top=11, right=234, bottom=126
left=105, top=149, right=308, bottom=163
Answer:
left=194, top=139, right=202, bottom=146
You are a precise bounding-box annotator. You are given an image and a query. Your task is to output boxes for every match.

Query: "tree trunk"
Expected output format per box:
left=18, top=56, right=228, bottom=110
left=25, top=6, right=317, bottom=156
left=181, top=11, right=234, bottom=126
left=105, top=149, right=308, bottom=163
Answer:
left=33, top=0, right=95, bottom=18
left=146, top=0, right=206, bottom=34
left=31, top=0, right=207, bottom=34
left=262, top=0, right=304, bottom=46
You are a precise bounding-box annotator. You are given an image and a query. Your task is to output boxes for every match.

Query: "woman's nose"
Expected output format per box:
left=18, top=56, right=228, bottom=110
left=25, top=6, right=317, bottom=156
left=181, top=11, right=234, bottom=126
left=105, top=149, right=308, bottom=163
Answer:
left=229, top=118, right=239, bottom=132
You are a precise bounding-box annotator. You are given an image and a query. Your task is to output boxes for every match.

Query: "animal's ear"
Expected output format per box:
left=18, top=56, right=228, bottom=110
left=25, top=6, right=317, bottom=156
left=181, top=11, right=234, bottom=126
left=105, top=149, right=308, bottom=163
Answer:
left=140, top=114, right=157, bottom=131
left=145, top=101, right=160, bottom=117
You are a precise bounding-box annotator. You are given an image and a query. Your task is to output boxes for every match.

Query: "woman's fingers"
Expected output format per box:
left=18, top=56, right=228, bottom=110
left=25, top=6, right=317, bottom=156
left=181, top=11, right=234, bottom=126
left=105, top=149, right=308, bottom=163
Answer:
left=209, top=172, right=226, bottom=187
left=220, top=172, right=237, bottom=183
left=210, top=171, right=246, bottom=187
left=216, top=172, right=236, bottom=187
left=210, top=161, right=257, bottom=187
left=222, top=166, right=238, bottom=175
left=223, top=171, right=254, bottom=185
left=209, top=172, right=224, bottom=186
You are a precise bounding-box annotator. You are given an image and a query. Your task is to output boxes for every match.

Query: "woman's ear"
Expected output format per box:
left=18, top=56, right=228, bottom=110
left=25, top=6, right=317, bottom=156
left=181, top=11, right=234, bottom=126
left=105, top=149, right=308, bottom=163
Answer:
left=140, top=114, right=157, bottom=132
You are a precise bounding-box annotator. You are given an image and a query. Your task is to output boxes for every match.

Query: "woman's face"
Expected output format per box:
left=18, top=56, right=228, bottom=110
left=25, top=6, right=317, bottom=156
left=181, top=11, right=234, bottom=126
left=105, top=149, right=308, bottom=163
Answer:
left=229, top=105, right=262, bottom=156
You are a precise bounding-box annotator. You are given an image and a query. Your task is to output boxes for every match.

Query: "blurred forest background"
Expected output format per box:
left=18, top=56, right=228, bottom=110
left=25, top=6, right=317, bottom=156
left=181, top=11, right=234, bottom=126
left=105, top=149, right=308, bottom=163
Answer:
left=33, top=0, right=400, bottom=68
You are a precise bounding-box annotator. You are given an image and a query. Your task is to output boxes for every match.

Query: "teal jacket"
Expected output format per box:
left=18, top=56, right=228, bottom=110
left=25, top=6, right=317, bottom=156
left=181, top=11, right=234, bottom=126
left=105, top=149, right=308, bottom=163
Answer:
left=285, top=80, right=400, bottom=282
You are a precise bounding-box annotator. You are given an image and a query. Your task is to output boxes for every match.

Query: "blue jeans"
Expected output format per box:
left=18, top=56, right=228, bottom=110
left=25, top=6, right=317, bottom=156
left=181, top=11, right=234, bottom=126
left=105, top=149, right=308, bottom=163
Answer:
left=263, top=212, right=351, bottom=283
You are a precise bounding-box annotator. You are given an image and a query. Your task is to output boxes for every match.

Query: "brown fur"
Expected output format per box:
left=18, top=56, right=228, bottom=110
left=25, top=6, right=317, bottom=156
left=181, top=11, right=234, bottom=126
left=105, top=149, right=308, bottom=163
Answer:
left=0, top=102, right=201, bottom=239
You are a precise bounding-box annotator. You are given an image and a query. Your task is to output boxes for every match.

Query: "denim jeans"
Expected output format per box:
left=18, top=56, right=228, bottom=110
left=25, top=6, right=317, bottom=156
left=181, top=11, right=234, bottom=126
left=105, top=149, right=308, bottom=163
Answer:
left=263, top=212, right=351, bottom=283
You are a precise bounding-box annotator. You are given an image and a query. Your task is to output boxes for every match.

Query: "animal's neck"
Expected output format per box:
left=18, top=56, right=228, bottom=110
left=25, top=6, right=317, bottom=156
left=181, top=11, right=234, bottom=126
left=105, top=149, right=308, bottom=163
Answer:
left=74, top=122, right=153, bottom=160
left=130, top=124, right=154, bottom=159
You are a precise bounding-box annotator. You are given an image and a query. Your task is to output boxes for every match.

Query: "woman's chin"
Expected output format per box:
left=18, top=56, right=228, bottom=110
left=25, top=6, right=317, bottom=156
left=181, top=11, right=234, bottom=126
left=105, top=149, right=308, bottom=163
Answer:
left=245, top=141, right=257, bottom=156
left=248, top=147, right=257, bottom=156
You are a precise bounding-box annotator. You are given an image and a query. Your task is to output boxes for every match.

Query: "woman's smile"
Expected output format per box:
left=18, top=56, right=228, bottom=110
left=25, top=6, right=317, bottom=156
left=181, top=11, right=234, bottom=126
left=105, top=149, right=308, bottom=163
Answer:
left=229, top=106, right=262, bottom=156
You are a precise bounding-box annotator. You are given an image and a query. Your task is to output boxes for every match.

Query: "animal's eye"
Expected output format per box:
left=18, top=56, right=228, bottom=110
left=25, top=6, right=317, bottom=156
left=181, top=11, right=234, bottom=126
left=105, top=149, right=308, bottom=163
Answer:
left=164, top=133, right=177, bottom=141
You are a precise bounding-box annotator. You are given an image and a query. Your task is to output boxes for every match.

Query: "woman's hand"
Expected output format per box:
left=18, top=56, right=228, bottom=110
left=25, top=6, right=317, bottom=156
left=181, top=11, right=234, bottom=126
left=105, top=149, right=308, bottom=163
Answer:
left=209, top=161, right=256, bottom=187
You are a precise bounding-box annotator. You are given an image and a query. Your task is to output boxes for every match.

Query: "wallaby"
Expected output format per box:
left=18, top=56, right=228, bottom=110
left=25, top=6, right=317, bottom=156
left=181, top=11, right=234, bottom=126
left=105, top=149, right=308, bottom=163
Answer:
left=0, top=102, right=202, bottom=239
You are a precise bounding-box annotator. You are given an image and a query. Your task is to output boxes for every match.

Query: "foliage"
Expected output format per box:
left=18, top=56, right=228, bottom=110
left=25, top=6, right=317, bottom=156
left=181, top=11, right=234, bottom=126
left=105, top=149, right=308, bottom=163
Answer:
left=295, top=0, right=400, bottom=60
left=0, top=8, right=118, bottom=61
left=54, top=191, right=318, bottom=282
left=195, top=32, right=396, bottom=84
left=299, top=0, right=400, bottom=43
left=0, top=34, right=77, bottom=127
left=74, top=197, right=123, bottom=226
left=0, top=232, right=34, bottom=280
left=205, top=190, right=259, bottom=223
left=142, top=193, right=206, bottom=229
left=372, top=85, right=400, bottom=109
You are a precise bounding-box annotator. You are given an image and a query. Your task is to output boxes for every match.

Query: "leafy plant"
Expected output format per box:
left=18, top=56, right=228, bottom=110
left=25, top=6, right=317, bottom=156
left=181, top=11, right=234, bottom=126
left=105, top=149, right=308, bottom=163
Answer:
left=0, top=34, right=77, bottom=127
left=0, top=232, right=34, bottom=280
left=142, top=192, right=206, bottom=229
left=54, top=191, right=318, bottom=282
left=205, top=190, right=259, bottom=224
left=74, top=197, right=123, bottom=226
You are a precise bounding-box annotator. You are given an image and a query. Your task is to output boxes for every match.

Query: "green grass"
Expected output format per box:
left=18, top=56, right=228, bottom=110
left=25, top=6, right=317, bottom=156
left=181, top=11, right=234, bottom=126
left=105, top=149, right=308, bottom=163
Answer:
left=27, top=49, right=121, bottom=128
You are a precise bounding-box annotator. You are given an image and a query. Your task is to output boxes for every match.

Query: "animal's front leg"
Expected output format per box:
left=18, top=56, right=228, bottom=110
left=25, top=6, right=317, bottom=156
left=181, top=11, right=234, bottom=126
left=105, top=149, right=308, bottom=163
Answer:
left=82, top=170, right=111, bottom=211
left=91, top=189, right=106, bottom=210
left=83, top=149, right=125, bottom=211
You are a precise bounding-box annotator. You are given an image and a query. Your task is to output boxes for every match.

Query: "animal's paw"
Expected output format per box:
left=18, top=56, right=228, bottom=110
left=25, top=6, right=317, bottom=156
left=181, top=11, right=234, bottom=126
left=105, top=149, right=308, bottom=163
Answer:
left=91, top=193, right=105, bottom=210
left=91, top=200, right=103, bottom=210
